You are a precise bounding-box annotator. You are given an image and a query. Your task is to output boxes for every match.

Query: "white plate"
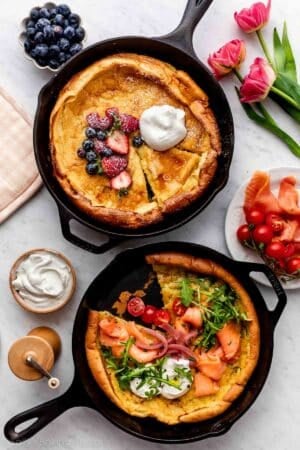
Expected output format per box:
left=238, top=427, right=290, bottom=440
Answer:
left=225, top=167, right=300, bottom=290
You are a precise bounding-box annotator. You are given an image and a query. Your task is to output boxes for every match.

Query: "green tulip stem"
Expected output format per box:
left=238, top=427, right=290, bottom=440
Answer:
left=233, top=69, right=243, bottom=83
left=270, top=85, right=300, bottom=110
left=256, top=29, right=274, bottom=66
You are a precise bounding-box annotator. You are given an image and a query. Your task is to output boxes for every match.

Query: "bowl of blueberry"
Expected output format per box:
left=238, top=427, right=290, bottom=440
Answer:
left=20, top=3, right=86, bottom=71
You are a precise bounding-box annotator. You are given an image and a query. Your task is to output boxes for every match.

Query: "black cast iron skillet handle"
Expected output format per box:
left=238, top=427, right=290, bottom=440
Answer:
left=58, top=205, right=123, bottom=253
left=240, top=261, right=287, bottom=327
left=158, top=0, right=214, bottom=54
left=4, top=378, right=91, bottom=443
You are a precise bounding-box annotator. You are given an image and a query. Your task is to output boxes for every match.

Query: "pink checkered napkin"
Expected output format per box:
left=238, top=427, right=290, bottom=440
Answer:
left=0, top=86, right=42, bottom=224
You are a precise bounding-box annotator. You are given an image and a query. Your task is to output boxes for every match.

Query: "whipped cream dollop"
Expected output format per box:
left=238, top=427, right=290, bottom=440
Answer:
left=12, top=252, right=73, bottom=309
left=139, top=105, right=187, bottom=151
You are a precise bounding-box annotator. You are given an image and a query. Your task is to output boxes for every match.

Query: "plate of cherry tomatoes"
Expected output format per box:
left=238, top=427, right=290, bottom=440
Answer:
left=225, top=167, right=300, bottom=289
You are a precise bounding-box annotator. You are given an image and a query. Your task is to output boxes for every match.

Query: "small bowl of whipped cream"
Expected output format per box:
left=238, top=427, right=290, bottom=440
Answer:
left=10, top=249, right=76, bottom=314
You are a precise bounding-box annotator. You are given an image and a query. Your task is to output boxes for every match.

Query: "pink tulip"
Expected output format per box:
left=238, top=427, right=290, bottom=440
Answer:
left=234, top=0, right=271, bottom=33
left=208, top=39, right=246, bottom=79
left=240, top=57, right=276, bottom=103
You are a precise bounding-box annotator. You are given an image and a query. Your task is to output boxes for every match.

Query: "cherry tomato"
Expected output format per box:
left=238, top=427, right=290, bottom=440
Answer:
left=141, top=305, right=157, bottom=324
left=265, top=241, right=286, bottom=259
left=286, top=257, right=300, bottom=274
left=237, top=224, right=251, bottom=242
left=252, top=224, right=273, bottom=244
left=246, top=208, right=265, bottom=225
left=284, top=243, right=296, bottom=258
left=127, top=297, right=145, bottom=317
left=153, top=309, right=171, bottom=326
left=172, top=298, right=187, bottom=316
left=265, top=213, right=284, bottom=235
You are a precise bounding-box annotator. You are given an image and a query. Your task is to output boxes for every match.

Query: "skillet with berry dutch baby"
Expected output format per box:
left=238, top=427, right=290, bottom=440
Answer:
left=5, top=242, right=286, bottom=443
left=34, top=0, right=234, bottom=253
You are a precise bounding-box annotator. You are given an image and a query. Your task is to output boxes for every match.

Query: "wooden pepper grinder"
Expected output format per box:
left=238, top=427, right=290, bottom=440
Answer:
left=8, top=326, right=61, bottom=389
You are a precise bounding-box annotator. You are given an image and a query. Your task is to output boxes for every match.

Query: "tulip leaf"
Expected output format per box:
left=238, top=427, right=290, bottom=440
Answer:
left=273, top=28, right=285, bottom=73
left=269, top=92, right=300, bottom=123
left=275, top=73, right=300, bottom=105
left=281, top=22, right=297, bottom=82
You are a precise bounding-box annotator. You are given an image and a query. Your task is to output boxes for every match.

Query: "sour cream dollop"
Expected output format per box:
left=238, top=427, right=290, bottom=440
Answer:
left=139, top=105, right=187, bottom=151
left=12, top=252, right=73, bottom=309
left=129, top=357, right=192, bottom=400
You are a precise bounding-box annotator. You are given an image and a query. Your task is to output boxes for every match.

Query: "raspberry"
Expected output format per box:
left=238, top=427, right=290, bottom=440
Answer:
left=86, top=112, right=112, bottom=130
left=94, top=140, right=105, bottom=153
left=105, top=107, right=119, bottom=118
left=102, top=155, right=128, bottom=178
left=120, top=114, right=139, bottom=133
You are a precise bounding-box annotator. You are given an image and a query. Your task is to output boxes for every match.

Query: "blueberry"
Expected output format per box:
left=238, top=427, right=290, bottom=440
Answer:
left=77, top=148, right=86, bottom=158
left=63, top=26, right=75, bottom=40
left=49, top=7, right=58, bottom=18
left=23, top=39, right=32, bottom=54
left=53, top=25, right=63, bottom=39
left=101, top=147, right=113, bottom=157
left=35, top=43, right=49, bottom=58
left=36, top=18, right=50, bottom=31
left=30, top=47, right=38, bottom=59
left=64, top=52, right=71, bottom=61
left=132, top=135, right=144, bottom=147
left=36, top=58, right=48, bottom=67
left=33, top=31, right=44, bottom=44
left=86, top=162, right=98, bottom=175
left=58, top=37, right=70, bottom=51
left=49, top=44, right=60, bottom=57
left=68, top=13, right=80, bottom=26
left=82, top=139, right=94, bottom=151
left=75, top=26, right=85, bottom=42
left=49, top=59, right=60, bottom=69
left=85, top=127, right=97, bottom=138
left=64, top=19, right=70, bottom=27
left=26, top=27, right=36, bottom=39
left=26, top=19, right=35, bottom=28
left=86, top=151, right=97, bottom=162
left=58, top=51, right=67, bottom=63
left=57, top=4, right=71, bottom=17
left=39, top=7, right=50, bottom=19
left=43, top=25, right=55, bottom=42
left=97, top=130, right=107, bottom=141
left=30, top=8, right=40, bottom=21
left=53, top=14, right=65, bottom=26
left=69, top=42, right=82, bottom=56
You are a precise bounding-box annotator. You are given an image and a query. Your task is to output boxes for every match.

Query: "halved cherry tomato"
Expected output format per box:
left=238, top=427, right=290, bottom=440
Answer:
left=252, top=224, right=273, bottom=244
left=284, top=243, right=296, bottom=258
left=237, top=224, right=251, bottom=242
left=286, top=257, right=300, bottom=274
left=127, top=297, right=145, bottom=317
left=265, top=241, right=286, bottom=259
left=141, top=305, right=157, bottom=324
left=153, top=309, right=171, bottom=326
left=245, top=208, right=265, bottom=225
left=172, top=298, right=187, bottom=316
left=265, top=213, right=285, bottom=235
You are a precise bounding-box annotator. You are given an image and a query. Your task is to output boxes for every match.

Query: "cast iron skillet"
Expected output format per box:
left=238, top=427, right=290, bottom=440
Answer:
left=34, top=0, right=234, bottom=254
left=5, top=242, right=286, bottom=444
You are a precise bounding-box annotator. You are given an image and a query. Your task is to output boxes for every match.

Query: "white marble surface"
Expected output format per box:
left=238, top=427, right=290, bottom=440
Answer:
left=1, top=0, right=300, bottom=448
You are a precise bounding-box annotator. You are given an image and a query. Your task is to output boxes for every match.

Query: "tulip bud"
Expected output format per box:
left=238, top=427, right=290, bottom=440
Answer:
left=240, top=57, right=276, bottom=103
left=234, top=0, right=271, bottom=33
left=208, top=39, right=246, bottom=79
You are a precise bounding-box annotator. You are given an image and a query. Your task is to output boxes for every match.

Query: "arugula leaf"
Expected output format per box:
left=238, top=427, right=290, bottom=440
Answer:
left=282, top=22, right=297, bottom=82
left=180, top=278, right=194, bottom=307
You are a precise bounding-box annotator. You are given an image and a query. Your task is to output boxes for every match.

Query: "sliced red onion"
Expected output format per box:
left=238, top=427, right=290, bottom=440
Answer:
left=167, top=344, right=196, bottom=360
left=184, top=330, right=198, bottom=345
left=135, top=340, right=162, bottom=350
left=159, top=322, right=185, bottom=344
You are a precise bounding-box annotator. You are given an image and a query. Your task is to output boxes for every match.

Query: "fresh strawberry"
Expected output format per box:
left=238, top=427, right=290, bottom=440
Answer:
left=106, top=130, right=129, bottom=155
left=110, top=170, right=132, bottom=190
left=86, top=112, right=112, bottom=130
left=102, top=156, right=128, bottom=178
left=120, top=114, right=139, bottom=133
left=105, top=107, right=119, bottom=119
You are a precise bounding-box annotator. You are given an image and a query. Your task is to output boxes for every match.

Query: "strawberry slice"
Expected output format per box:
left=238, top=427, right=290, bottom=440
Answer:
left=106, top=130, right=129, bottom=155
left=110, top=170, right=132, bottom=190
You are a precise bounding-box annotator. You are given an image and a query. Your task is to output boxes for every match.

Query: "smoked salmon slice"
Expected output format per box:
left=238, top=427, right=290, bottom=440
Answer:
left=129, top=344, right=158, bottom=363
left=99, top=318, right=129, bottom=341
left=244, top=171, right=281, bottom=214
left=278, top=176, right=300, bottom=215
left=194, top=372, right=219, bottom=397
left=217, top=321, right=240, bottom=361
left=182, top=307, right=203, bottom=328
left=196, top=346, right=226, bottom=381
